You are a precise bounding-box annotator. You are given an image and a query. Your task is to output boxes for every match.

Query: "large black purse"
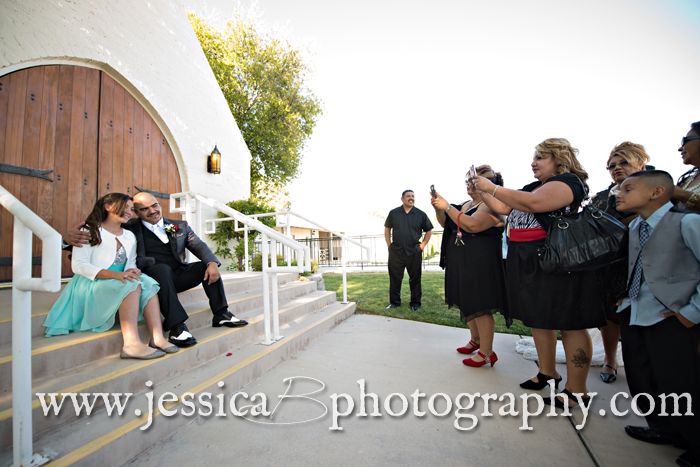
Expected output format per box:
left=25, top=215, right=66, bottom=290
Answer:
left=537, top=204, right=628, bottom=274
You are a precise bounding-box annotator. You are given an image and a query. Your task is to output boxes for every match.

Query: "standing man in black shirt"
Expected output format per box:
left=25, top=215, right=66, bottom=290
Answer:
left=384, top=189, right=434, bottom=311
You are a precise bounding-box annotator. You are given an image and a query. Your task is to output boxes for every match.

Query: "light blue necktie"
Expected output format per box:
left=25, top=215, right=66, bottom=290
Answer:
left=629, top=220, right=650, bottom=299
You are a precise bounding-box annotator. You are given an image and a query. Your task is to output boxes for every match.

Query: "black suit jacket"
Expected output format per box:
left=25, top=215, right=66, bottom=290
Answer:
left=124, top=218, right=220, bottom=269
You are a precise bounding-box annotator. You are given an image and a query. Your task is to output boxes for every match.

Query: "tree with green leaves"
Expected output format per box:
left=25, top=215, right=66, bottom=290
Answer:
left=189, top=13, right=322, bottom=198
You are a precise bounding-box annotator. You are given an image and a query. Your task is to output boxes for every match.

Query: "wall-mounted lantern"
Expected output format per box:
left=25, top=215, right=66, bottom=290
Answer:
left=207, top=145, right=221, bottom=174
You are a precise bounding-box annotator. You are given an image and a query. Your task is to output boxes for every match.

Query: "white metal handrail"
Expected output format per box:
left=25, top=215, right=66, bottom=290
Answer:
left=1, top=184, right=61, bottom=467
left=206, top=208, right=369, bottom=304
left=170, top=192, right=310, bottom=345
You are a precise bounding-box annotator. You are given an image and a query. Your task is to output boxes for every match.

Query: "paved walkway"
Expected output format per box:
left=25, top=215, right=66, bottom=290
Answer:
left=132, top=315, right=680, bottom=467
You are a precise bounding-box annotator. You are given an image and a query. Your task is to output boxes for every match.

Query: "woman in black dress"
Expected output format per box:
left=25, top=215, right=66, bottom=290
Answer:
left=436, top=201, right=465, bottom=310
left=432, top=165, right=507, bottom=367
left=591, top=141, right=649, bottom=383
left=471, top=139, right=606, bottom=407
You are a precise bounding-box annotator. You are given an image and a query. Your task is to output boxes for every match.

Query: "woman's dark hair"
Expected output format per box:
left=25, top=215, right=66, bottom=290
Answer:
left=83, top=193, right=132, bottom=246
left=691, top=121, right=700, bottom=134
left=476, top=165, right=504, bottom=186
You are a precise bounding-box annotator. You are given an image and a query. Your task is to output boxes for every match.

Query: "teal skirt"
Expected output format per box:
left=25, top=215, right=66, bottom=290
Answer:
left=43, top=263, right=160, bottom=336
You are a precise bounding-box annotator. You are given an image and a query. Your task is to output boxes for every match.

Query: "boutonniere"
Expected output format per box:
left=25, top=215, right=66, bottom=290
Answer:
left=164, top=224, right=179, bottom=235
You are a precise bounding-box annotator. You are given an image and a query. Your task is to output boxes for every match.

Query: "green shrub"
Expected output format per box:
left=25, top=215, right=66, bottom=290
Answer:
left=209, top=198, right=276, bottom=269
left=251, top=254, right=286, bottom=271
left=253, top=255, right=318, bottom=274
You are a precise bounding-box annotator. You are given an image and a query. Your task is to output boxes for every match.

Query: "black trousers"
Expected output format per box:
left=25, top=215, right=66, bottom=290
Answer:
left=388, top=247, right=422, bottom=306
left=619, top=308, right=700, bottom=455
left=143, top=261, right=228, bottom=331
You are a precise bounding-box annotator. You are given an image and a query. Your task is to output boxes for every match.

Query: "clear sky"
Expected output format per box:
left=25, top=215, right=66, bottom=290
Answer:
left=188, top=0, right=700, bottom=235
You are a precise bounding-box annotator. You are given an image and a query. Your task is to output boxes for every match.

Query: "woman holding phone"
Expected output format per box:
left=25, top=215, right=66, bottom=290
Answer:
left=469, top=139, right=605, bottom=408
left=432, top=165, right=508, bottom=367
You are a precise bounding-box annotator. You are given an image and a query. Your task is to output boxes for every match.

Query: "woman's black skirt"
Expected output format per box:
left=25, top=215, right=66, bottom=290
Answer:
left=506, top=240, right=606, bottom=330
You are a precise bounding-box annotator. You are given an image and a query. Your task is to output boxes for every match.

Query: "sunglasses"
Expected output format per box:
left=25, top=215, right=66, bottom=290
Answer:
left=606, top=160, right=630, bottom=171
left=681, top=135, right=700, bottom=146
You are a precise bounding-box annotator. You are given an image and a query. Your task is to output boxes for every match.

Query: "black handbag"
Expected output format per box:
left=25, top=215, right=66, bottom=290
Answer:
left=537, top=202, right=628, bottom=274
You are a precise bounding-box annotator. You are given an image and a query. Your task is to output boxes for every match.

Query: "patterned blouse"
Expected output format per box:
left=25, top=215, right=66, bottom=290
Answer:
left=114, top=244, right=127, bottom=265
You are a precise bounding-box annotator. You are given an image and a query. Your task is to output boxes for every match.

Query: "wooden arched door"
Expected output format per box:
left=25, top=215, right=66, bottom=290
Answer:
left=0, top=65, right=182, bottom=280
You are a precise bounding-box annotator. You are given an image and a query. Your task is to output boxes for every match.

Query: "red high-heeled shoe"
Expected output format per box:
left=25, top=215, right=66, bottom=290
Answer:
left=463, top=350, right=498, bottom=368
left=456, top=340, right=480, bottom=354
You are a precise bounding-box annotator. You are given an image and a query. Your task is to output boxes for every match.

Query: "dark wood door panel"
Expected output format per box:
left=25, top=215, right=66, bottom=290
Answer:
left=98, top=73, right=181, bottom=219
left=0, top=66, right=182, bottom=281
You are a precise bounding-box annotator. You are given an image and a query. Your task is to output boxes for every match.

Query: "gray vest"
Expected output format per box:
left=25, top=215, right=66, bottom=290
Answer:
left=627, top=209, right=700, bottom=311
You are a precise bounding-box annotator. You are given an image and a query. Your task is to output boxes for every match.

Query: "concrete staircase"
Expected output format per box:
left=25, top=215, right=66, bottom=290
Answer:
left=0, top=271, right=355, bottom=466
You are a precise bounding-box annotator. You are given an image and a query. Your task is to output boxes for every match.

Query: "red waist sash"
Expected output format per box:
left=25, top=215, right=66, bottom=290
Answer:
left=508, top=228, right=547, bottom=242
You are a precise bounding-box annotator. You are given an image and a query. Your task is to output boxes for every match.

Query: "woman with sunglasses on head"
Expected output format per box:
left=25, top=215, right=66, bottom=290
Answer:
left=432, top=165, right=508, bottom=368
left=469, top=139, right=606, bottom=408
left=673, top=121, right=700, bottom=212
left=590, top=142, right=651, bottom=384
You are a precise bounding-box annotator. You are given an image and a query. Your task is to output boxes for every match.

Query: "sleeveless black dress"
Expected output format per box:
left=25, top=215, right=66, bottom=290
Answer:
left=455, top=205, right=508, bottom=322
left=440, top=203, right=464, bottom=309
left=506, top=173, right=606, bottom=330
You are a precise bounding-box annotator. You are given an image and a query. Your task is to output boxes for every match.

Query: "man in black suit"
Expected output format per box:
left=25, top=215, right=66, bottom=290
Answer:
left=127, top=192, right=247, bottom=347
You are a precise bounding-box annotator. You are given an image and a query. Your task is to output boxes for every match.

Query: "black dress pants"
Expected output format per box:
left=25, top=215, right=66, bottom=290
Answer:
left=388, top=247, right=422, bottom=307
left=143, top=261, right=228, bottom=331
left=619, top=308, right=700, bottom=455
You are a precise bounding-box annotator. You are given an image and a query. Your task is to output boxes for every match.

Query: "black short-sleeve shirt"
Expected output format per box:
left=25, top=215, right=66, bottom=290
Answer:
left=385, top=206, right=433, bottom=255
left=507, top=173, right=587, bottom=232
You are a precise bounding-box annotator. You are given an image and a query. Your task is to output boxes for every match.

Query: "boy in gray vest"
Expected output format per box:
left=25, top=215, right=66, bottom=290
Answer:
left=614, top=170, right=699, bottom=467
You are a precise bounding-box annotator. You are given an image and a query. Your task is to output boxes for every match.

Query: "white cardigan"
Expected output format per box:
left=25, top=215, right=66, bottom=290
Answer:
left=71, top=227, right=137, bottom=281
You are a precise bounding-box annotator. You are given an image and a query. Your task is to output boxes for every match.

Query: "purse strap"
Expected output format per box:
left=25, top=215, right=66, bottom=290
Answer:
left=543, top=174, right=588, bottom=223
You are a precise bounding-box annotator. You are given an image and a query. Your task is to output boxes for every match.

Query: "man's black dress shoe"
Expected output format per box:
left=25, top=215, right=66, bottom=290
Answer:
left=212, top=310, right=248, bottom=328
left=168, top=323, right=197, bottom=347
left=410, top=304, right=420, bottom=312
left=385, top=304, right=399, bottom=310
left=624, top=425, right=676, bottom=445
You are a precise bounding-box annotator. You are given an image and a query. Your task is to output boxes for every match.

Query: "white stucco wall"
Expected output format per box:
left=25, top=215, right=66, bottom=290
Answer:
left=0, top=0, right=251, bottom=203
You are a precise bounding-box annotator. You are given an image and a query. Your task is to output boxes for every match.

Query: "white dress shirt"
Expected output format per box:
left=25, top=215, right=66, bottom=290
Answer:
left=617, top=202, right=700, bottom=325
left=142, top=219, right=169, bottom=243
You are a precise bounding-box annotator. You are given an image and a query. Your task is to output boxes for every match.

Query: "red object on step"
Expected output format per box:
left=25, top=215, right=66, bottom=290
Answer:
left=226, top=352, right=233, bottom=357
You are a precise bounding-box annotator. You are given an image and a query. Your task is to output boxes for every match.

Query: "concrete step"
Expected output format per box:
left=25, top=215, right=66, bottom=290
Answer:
left=0, top=272, right=299, bottom=340
left=0, top=300, right=356, bottom=466
left=0, top=279, right=316, bottom=397
left=0, top=290, right=338, bottom=449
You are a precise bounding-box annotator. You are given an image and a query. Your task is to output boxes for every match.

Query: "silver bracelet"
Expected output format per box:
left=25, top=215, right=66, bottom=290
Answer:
left=491, top=186, right=499, bottom=197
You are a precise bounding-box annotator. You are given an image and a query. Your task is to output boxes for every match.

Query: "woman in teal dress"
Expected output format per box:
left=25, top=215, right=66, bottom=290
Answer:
left=44, top=193, right=177, bottom=359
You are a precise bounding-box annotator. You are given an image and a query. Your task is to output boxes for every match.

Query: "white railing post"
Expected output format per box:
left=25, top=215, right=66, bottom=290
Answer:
left=12, top=220, right=33, bottom=467
left=341, top=237, right=348, bottom=304
left=261, top=234, right=273, bottom=345
left=285, top=210, right=291, bottom=266
left=243, top=226, right=249, bottom=272
left=1, top=183, right=60, bottom=467
left=270, top=239, right=281, bottom=341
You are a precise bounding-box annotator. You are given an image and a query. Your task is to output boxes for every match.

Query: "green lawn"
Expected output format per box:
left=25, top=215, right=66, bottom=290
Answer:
left=323, top=272, right=530, bottom=336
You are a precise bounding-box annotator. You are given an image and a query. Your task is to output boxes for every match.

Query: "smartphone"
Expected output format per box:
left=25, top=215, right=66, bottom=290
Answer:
left=430, top=184, right=437, bottom=198
left=469, top=165, right=477, bottom=179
